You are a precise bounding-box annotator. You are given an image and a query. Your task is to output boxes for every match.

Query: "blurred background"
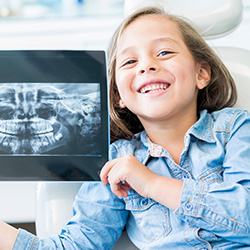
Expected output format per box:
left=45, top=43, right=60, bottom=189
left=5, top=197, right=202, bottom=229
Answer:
left=0, top=0, right=124, bottom=50
left=0, top=0, right=248, bottom=51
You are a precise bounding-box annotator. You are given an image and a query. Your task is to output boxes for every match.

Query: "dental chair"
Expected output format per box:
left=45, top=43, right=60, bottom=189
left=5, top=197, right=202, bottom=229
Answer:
left=35, top=0, right=250, bottom=249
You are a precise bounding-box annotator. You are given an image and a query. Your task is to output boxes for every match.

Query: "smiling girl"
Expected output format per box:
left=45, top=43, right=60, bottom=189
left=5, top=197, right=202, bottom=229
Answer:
left=1, top=6, right=250, bottom=250
left=101, top=7, right=250, bottom=249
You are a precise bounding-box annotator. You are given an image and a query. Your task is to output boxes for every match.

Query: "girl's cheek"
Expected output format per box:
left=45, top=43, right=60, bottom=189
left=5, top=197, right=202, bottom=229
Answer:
left=115, top=74, right=125, bottom=89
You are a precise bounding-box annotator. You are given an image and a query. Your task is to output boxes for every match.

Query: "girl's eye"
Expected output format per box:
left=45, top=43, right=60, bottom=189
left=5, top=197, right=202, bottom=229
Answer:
left=158, top=51, right=173, bottom=57
left=122, top=59, right=137, bottom=67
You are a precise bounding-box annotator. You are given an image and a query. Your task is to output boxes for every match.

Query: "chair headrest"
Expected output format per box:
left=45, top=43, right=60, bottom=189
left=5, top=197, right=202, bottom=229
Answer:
left=214, top=47, right=250, bottom=111
left=124, top=0, right=243, bottom=39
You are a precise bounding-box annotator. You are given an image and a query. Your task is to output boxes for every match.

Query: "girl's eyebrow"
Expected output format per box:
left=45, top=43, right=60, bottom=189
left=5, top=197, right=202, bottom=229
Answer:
left=117, top=37, right=180, bottom=58
left=116, top=46, right=136, bottom=59
left=151, top=37, right=180, bottom=47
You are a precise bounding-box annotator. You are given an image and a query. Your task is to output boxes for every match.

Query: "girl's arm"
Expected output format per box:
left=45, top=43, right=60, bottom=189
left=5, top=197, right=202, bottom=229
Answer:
left=11, top=182, right=128, bottom=250
left=0, top=221, right=18, bottom=250
left=174, top=111, right=250, bottom=244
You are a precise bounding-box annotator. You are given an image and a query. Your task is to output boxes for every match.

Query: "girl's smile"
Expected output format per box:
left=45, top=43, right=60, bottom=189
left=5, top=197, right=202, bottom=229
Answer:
left=137, top=80, right=171, bottom=95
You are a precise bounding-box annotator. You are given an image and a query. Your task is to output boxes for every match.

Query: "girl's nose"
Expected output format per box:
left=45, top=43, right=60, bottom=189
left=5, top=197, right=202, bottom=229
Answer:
left=138, top=61, right=159, bottom=75
left=139, top=67, right=157, bottom=74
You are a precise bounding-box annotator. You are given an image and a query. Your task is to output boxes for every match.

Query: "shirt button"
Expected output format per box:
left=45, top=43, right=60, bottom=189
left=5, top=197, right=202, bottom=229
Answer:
left=185, top=202, right=193, bottom=211
left=141, top=199, right=148, bottom=206
left=182, top=174, right=189, bottom=180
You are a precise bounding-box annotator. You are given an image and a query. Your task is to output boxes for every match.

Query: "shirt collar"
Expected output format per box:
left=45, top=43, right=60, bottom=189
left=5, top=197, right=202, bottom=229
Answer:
left=140, top=131, right=164, bottom=157
left=188, top=110, right=215, bottom=143
left=140, top=109, right=215, bottom=152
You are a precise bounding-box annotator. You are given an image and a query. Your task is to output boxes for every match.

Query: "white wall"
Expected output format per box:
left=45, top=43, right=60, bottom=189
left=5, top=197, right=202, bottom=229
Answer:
left=0, top=15, right=122, bottom=50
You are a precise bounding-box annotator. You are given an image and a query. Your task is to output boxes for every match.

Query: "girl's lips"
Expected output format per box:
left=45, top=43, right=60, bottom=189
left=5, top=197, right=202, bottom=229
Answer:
left=137, top=82, right=171, bottom=94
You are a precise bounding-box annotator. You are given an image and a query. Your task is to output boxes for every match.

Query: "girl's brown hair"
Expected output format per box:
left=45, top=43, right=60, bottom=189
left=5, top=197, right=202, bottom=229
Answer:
left=108, top=7, right=237, bottom=142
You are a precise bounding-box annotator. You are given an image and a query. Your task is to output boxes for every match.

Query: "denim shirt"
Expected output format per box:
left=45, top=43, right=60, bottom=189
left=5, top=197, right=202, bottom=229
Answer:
left=13, top=108, right=250, bottom=249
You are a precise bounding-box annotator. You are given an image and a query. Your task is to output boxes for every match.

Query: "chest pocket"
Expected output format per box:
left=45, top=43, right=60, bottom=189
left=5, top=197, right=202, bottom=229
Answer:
left=198, top=166, right=224, bottom=184
left=124, top=191, right=172, bottom=242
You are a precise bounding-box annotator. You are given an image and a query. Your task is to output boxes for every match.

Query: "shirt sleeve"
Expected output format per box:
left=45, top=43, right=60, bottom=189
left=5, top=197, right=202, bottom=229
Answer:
left=12, top=142, right=128, bottom=250
left=175, top=110, right=250, bottom=245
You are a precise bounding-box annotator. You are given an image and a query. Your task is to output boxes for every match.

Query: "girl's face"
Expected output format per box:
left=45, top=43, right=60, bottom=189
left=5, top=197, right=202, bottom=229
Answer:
left=115, top=15, right=209, bottom=126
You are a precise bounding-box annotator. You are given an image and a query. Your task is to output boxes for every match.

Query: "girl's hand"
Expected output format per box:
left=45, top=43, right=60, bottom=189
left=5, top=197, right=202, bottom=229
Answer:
left=100, top=155, right=157, bottom=199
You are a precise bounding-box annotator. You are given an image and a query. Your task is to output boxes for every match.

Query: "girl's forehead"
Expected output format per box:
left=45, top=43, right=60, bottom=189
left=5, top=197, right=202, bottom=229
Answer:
left=117, top=15, right=184, bottom=52
left=123, top=15, right=180, bottom=36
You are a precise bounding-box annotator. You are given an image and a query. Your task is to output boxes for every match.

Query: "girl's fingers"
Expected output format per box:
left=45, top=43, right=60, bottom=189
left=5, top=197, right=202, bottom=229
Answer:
left=100, top=158, right=131, bottom=198
left=110, top=182, right=130, bottom=199
left=100, top=158, right=119, bottom=185
left=121, top=183, right=131, bottom=191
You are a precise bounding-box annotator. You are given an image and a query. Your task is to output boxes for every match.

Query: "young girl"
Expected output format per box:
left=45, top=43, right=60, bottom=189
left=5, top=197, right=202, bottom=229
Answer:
left=1, top=6, right=250, bottom=250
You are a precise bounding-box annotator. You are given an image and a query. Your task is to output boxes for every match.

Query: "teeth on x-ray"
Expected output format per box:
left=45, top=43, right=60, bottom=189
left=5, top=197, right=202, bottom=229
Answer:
left=0, top=83, right=100, bottom=155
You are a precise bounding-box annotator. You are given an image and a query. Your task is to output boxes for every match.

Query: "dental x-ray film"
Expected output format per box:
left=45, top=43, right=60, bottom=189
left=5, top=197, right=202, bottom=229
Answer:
left=0, top=50, right=108, bottom=181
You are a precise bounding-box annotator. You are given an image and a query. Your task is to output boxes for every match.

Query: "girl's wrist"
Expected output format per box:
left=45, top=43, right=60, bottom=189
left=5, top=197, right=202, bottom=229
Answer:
left=148, top=175, right=183, bottom=210
left=147, top=173, right=164, bottom=199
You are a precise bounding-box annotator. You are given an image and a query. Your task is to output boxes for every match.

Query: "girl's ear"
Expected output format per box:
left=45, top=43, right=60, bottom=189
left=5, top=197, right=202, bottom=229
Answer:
left=119, top=99, right=126, bottom=108
left=196, top=62, right=211, bottom=90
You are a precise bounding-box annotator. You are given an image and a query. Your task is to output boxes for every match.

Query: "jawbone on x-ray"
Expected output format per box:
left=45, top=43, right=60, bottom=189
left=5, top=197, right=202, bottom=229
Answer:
left=0, top=83, right=101, bottom=155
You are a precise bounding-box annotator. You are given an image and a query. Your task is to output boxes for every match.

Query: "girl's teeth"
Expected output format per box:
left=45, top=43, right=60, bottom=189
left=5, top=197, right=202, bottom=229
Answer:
left=140, top=84, right=168, bottom=93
